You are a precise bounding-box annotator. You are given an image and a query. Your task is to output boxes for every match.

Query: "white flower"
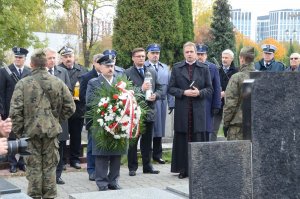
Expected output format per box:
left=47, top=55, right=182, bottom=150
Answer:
left=114, top=135, right=121, bottom=139
left=97, top=119, right=104, bottom=126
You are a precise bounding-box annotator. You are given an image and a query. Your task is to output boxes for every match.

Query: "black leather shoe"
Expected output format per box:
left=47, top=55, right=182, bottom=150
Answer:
left=10, top=165, right=17, bottom=173
left=89, top=173, right=95, bottom=181
left=19, top=164, right=26, bottom=172
left=70, top=162, right=81, bottom=169
left=143, top=169, right=160, bottom=174
left=56, top=178, right=65, bottom=185
left=153, top=158, right=165, bottom=164
left=129, top=170, right=136, bottom=176
left=178, top=172, right=188, bottom=179
left=98, top=186, right=108, bottom=191
left=108, top=184, right=122, bottom=190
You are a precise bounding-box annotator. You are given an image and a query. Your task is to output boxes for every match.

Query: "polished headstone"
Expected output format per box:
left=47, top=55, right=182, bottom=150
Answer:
left=189, top=141, right=252, bottom=199
left=69, top=187, right=185, bottom=199
left=251, top=72, right=300, bottom=199
left=242, top=79, right=254, bottom=140
left=0, top=178, right=21, bottom=194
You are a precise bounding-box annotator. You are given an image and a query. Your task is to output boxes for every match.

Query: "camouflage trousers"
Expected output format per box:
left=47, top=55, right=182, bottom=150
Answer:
left=25, top=136, right=59, bottom=198
left=227, top=126, right=243, bottom=140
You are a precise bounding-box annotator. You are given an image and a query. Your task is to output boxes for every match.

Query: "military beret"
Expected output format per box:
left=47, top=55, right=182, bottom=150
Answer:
left=240, top=46, right=255, bottom=59
left=58, top=46, right=74, bottom=56
left=262, top=44, right=276, bottom=53
left=196, top=44, right=208, bottom=53
left=146, top=43, right=160, bottom=52
left=97, top=54, right=115, bottom=65
left=12, top=47, right=29, bottom=56
left=103, top=49, right=117, bottom=57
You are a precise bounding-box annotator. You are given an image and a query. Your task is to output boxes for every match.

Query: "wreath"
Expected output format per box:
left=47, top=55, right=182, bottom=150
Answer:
left=86, top=77, right=147, bottom=153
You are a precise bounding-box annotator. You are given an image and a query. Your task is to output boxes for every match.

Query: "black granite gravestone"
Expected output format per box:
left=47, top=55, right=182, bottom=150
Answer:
left=242, top=79, right=255, bottom=140
left=251, top=72, right=300, bottom=199
left=188, top=141, right=252, bottom=199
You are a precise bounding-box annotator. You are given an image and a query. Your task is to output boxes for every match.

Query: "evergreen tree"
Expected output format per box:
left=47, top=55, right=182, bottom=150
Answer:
left=113, top=0, right=183, bottom=67
left=178, top=0, right=194, bottom=42
left=208, top=0, right=236, bottom=64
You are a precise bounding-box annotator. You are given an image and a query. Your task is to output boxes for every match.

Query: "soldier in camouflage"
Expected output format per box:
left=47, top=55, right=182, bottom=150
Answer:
left=223, top=46, right=256, bottom=140
left=9, top=49, right=76, bottom=199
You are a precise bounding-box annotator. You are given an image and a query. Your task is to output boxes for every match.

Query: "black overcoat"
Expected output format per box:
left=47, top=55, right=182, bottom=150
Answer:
left=168, top=61, right=213, bottom=133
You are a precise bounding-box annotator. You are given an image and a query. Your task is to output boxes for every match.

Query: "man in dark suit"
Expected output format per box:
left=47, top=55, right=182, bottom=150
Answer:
left=168, top=42, right=213, bottom=179
left=0, top=47, right=31, bottom=173
left=125, top=48, right=163, bottom=176
left=79, top=53, right=103, bottom=181
left=45, top=47, right=72, bottom=184
left=57, top=46, right=88, bottom=169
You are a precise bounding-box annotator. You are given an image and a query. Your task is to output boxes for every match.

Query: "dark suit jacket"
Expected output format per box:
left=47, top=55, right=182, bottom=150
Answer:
left=58, top=63, right=88, bottom=119
left=53, top=65, right=72, bottom=141
left=125, top=65, right=163, bottom=122
left=79, top=68, right=98, bottom=130
left=0, top=64, right=31, bottom=119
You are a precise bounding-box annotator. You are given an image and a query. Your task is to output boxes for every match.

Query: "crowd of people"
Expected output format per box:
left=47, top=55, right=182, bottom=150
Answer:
left=0, top=42, right=299, bottom=198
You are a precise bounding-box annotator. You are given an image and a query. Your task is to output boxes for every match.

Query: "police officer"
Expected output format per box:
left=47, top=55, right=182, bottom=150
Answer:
left=9, top=49, right=75, bottom=199
left=102, top=49, right=124, bottom=77
left=255, top=44, right=285, bottom=71
left=223, top=46, right=256, bottom=140
left=0, top=47, right=31, bottom=173
left=196, top=44, right=221, bottom=141
left=144, top=43, right=174, bottom=164
left=57, top=46, right=88, bottom=169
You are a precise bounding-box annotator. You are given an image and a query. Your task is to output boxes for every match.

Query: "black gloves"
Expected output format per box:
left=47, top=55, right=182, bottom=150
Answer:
left=168, top=107, right=174, bottom=114
left=223, top=126, right=229, bottom=138
left=212, top=108, right=220, bottom=116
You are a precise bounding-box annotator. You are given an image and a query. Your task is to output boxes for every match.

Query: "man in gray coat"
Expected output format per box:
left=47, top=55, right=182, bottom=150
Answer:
left=86, top=54, right=124, bottom=191
left=144, top=44, right=174, bottom=164
left=45, top=47, right=71, bottom=185
left=168, top=42, right=213, bottom=179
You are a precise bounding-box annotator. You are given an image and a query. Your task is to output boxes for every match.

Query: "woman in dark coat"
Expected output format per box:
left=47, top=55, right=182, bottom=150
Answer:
left=168, top=42, right=213, bottom=178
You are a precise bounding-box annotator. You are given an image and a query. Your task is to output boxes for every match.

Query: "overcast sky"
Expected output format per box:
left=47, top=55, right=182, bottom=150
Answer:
left=229, top=0, right=299, bottom=16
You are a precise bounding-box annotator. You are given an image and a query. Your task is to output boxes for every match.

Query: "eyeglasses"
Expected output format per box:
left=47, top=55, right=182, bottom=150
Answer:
left=134, top=55, right=145, bottom=58
left=290, top=57, right=299, bottom=60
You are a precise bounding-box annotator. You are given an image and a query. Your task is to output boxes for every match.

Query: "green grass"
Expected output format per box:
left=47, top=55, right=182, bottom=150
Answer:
left=121, top=150, right=172, bottom=165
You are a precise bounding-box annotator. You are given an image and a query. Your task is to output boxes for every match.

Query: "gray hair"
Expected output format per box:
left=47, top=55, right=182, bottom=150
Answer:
left=44, top=47, right=57, bottom=54
left=222, top=49, right=234, bottom=59
left=93, top=53, right=104, bottom=63
left=290, top=52, right=300, bottom=59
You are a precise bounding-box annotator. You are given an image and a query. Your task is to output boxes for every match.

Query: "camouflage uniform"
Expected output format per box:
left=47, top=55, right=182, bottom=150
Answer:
left=223, top=63, right=255, bottom=140
left=9, top=68, right=75, bottom=199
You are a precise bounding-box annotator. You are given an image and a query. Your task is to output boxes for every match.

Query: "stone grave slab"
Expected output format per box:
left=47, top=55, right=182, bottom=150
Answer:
left=166, top=184, right=189, bottom=198
left=0, top=178, right=21, bottom=194
left=0, top=193, right=32, bottom=199
left=69, top=187, right=185, bottom=199
left=189, top=141, right=252, bottom=199
left=251, top=72, right=300, bottom=199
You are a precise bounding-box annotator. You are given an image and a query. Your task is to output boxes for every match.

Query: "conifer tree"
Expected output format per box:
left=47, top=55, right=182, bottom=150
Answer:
left=113, top=0, right=183, bottom=67
left=178, top=0, right=194, bottom=42
left=208, top=0, right=236, bottom=64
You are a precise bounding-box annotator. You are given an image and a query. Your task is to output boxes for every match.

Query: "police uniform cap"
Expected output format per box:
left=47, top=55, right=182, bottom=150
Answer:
left=146, top=43, right=161, bottom=52
left=12, top=47, right=29, bottom=57
left=240, top=46, right=255, bottom=59
left=261, top=44, right=276, bottom=53
left=97, top=54, right=115, bottom=65
left=58, top=46, right=74, bottom=56
left=103, top=49, right=117, bottom=57
left=196, top=44, right=208, bottom=54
